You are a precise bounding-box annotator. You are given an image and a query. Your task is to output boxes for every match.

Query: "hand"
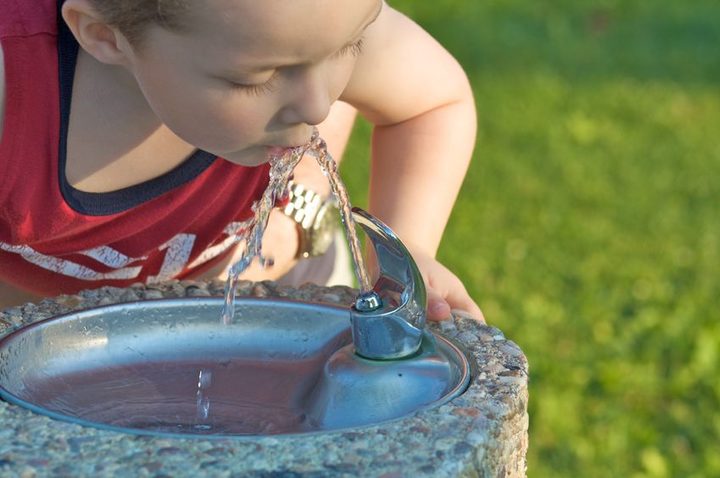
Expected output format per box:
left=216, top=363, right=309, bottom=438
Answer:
left=197, top=209, right=300, bottom=282
left=237, top=209, right=300, bottom=281
left=410, top=250, right=485, bottom=323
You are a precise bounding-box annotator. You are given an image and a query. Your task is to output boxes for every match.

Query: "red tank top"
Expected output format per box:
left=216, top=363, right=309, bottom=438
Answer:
left=0, top=0, right=271, bottom=296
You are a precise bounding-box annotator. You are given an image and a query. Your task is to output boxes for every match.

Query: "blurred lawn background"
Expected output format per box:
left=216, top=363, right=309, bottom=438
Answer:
left=340, top=1, right=720, bottom=476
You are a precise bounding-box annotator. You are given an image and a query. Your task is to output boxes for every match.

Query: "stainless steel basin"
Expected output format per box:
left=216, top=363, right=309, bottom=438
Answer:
left=0, top=297, right=470, bottom=438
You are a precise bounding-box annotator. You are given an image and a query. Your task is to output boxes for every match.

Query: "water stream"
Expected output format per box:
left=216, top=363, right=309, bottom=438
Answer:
left=219, top=140, right=306, bottom=325
left=305, top=136, right=373, bottom=293
left=220, top=128, right=372, bottom=325
left=199, top=129, right=373, bottom=424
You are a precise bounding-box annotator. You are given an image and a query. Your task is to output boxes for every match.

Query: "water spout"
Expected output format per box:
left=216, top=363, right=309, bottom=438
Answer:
left=349, top=208, right=427, bottom=360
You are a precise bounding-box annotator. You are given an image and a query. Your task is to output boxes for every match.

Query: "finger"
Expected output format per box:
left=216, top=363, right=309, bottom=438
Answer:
left=445, top=287, right=485, bottom=323
left=426, top=287, right=452, bottom=321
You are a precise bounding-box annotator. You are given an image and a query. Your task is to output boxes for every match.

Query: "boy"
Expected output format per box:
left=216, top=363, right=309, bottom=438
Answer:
left=0, top=0, right=483, bottom=321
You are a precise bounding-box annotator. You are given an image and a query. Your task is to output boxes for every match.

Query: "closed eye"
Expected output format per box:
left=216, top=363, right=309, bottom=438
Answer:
left=225, top=37, right=364, bottom=94
left=228, top=72, right=279, bottom=96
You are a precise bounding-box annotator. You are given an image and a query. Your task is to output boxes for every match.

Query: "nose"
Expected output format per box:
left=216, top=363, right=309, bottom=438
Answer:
left=279, top=66, right=332, bottom=126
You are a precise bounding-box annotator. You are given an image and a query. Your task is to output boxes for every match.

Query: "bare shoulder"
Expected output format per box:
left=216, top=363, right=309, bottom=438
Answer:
left=340, top=4, right=471, bottom=125
left=0, top=41, right=5, bottom=140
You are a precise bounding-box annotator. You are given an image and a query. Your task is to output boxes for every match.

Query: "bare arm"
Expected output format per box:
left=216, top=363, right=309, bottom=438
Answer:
left=342, top=6, right=476, bottom=257
left=340, top=6, right=482, bottom=320
left=1, top=41, right=5, bottom=140
left=0, top=44, right=48, bottom=309
left=0, top=44, right=22, bottom=310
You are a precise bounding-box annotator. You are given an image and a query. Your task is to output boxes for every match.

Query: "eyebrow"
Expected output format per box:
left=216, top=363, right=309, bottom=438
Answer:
left=336, top=1, right=383, bottom=49
left=218, top=2, right=384, bottom=76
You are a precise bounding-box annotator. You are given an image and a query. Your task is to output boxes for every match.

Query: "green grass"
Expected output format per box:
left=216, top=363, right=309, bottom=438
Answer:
left=341, top=1, right=720, bottom=476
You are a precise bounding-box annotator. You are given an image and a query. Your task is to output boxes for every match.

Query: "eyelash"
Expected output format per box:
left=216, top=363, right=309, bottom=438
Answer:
left=335, top=38, right=365, bottom=59
left=229, top=73, right=279, bottom=96
left=229, top=38, right=365, bottom=96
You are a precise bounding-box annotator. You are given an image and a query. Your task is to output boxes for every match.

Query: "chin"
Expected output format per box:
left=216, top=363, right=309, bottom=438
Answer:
left=217, top=147, right=270, bottom=167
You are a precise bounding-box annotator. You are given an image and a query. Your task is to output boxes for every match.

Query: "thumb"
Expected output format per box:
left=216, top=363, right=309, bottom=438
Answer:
left=427, top=285, right=486, bottom=324
left=426, top=287, right=453, bottom=321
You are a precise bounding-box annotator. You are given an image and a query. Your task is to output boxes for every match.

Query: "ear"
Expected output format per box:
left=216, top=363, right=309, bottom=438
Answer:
left=61, top=0, right=135, bottom=66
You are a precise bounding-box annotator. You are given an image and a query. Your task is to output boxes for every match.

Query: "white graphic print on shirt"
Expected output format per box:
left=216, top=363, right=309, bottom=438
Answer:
left=0, top=219, right=253, bottom=283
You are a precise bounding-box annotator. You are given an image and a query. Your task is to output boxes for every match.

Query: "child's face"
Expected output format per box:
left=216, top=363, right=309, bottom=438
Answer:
left=123, top=0, right=382, bottom=166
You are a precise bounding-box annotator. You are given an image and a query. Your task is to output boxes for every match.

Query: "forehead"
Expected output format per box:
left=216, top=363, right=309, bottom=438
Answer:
left=181, top=0, right=381, bottom=64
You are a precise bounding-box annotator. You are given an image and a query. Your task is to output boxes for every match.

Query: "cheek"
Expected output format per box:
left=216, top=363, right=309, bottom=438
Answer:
left=137, top=74, right=273, bottom=149
left=328, top=62, right=356, bottom=100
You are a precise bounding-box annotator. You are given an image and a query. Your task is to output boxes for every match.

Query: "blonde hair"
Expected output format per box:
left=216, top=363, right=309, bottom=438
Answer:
left=90, top=0, right=189, bottom=46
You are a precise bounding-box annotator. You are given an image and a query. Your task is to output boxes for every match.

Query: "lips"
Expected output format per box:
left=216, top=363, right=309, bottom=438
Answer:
left=265, top=128, right=315, bottom=153
left=265, top=140, right=311, bottom=156
left=266, top=146, right=291, bottom=156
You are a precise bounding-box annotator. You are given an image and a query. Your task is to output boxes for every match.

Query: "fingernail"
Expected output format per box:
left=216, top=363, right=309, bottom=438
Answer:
left=429, top=300, right=449, bottom=315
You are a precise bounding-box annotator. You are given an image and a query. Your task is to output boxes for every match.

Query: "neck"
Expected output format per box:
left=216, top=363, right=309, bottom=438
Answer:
left=66, top=51, right=196, bottom=192
left=73, top=50, right=164, bottom=144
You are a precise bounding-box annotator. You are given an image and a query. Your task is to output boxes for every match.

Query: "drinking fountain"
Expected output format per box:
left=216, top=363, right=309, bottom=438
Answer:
left=0, top=209, right=529, bottom=477
left=0, top=209, right=470, bottom=437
